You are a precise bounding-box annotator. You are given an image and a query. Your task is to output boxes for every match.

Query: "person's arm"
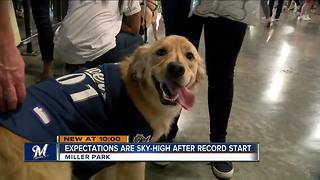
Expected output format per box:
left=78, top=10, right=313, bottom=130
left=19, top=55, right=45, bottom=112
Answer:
left=121, top=12, right=141, bottom=34
left=0, top=1, right=26, bottom=112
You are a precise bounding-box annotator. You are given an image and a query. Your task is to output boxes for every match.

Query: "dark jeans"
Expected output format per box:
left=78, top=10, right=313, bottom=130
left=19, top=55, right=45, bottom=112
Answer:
left=261, top=0, right=271, bottom=18
left=269, top=0, right=285, bottom=19
left=161, top=0, right=247, bottom=142
left=84, top=32, right=143, bottom=68
left=30, top=0, right=54, bottom=62
left=13, top=0, right=23, bottom=10
left=294, top=0, right=301, bottom=6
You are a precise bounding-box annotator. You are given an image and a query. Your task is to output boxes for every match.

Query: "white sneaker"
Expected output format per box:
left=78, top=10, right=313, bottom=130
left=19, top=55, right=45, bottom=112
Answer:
left=302, top=15, right=311, bottom=21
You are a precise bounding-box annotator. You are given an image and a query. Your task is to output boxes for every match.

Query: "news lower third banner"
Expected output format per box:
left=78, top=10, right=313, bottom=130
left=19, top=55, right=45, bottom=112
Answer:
left=24, top=136, right=259, bottom=162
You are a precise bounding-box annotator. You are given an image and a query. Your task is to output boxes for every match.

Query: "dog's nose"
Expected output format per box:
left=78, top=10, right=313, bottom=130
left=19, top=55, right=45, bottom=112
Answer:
left=166, top=62, right=185, bottom=79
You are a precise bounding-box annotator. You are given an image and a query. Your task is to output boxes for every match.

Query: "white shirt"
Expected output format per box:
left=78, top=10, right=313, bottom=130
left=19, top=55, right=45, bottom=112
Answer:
left=54, top=0, right=141, bottom=64
left=190, top=0, right=260, bottom=25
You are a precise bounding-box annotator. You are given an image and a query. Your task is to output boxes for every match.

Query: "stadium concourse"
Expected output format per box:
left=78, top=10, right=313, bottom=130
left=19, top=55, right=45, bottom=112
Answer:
left=19, top=7, right=320, bottom=180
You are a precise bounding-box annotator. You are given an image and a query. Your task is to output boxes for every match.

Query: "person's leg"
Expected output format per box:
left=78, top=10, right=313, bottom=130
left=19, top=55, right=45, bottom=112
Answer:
left=269, top=0, right=276, bottom=17
left=115, top=32, right=143, bottom=61
left=293, top=0, right=301, bottom=12
left=161, top=0, right=203, bottom=140
left=13, top=0, right=23, bottom=11
left=13, top=0, right=24, bottom=18
left=30, top=0, right=54, bottom=80
left=261, top=0, right=271, bottom=26
left=204, top=17, right=247, bottom=143
left=306, top=0, right=314, bottom=15
left=275, top=0, right=285, bottom=19
left=203, top=17, right=247, bottom=179
left=300, top=2, right=307, bottom=15
left=261, top=0, right=271, bottom=18
left=85, top=33, right=143, bottom=68
left=300, top=0, right=313, bottom=19
left=288, top=0, right=296, bottom=9
left=287, top=0, right=293, bottom=8
left=161, top=0, right=191, bottom=37
left=294, top=0, right=301, bottom=6
left=299, top=0, right=305, bottom=11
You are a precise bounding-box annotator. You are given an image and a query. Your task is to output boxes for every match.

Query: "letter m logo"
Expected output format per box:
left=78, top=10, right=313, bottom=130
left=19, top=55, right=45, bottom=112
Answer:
left=32, top=144, right=48, bottom=159
left=24, top=143, right=57, bottom=161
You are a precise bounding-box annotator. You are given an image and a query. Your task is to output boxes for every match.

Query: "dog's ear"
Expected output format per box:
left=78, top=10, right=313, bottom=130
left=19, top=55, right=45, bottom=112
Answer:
left=128, top=45, right=151, bottom=81
left=195, top=58, right=206, bottom=84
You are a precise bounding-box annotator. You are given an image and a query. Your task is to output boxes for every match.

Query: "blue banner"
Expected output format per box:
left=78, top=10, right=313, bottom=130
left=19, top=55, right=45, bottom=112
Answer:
left=24, top=143, right=259, bottom=161
left=24, top=143, right=57, bottom=161
left=59, top=143, right=258, bottom=153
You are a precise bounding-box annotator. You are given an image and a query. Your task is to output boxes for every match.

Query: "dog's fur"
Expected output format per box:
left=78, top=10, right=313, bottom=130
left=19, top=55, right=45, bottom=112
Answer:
left=140, top=0, right=159, bottom=41
left=0, top=35, right=205, bottom=180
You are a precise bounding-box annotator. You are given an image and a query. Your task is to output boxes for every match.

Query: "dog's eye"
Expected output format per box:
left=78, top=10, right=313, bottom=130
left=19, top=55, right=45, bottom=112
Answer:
left=186, top=52, right=194, bottom=60
left=156, top=48, right=167, bottom=56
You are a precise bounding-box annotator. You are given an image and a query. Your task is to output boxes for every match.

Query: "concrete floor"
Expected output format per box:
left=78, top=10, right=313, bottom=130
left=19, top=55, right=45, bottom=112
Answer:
left=21, top=10, right=320, bottom=180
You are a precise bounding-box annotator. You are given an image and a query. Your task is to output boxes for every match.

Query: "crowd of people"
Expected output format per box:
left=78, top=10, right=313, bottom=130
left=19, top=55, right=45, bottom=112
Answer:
left=262, top=0, right=320, bottom=25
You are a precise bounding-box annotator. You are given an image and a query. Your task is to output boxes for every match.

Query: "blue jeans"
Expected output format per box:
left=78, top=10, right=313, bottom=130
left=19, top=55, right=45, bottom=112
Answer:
left=85, top=32, right=143, bottom=68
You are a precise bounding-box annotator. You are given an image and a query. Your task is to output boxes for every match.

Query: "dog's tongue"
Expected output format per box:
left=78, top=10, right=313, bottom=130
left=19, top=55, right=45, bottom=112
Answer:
left=165, top=82, right=195, bottom=111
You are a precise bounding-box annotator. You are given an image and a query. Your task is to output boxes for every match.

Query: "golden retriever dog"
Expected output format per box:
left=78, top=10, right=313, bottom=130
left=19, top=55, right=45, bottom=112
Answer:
left=0, top=35, right=205, bottom=180
left=140, top=0, right=159, bottom=41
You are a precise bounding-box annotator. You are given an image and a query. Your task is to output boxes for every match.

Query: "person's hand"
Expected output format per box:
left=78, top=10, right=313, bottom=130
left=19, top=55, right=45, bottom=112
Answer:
left=0, top=44, right=26, bottom=112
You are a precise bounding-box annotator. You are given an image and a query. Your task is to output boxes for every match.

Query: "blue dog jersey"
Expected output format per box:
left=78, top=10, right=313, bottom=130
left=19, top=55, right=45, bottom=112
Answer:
left=0, top=64, right=153, bottom=179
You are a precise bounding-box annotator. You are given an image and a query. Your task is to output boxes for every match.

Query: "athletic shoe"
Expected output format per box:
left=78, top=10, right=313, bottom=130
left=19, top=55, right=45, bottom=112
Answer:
left=298, top=15, right=311, bottom=21
left=153, top=161, right=171, bottom=167
left=266, top=21, right=271, bottom=28
left=264, top=18, right=271, bottom=27
left=302, top=15, right=311, bottom=21
left=210, top=161, right=234, bottom=179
